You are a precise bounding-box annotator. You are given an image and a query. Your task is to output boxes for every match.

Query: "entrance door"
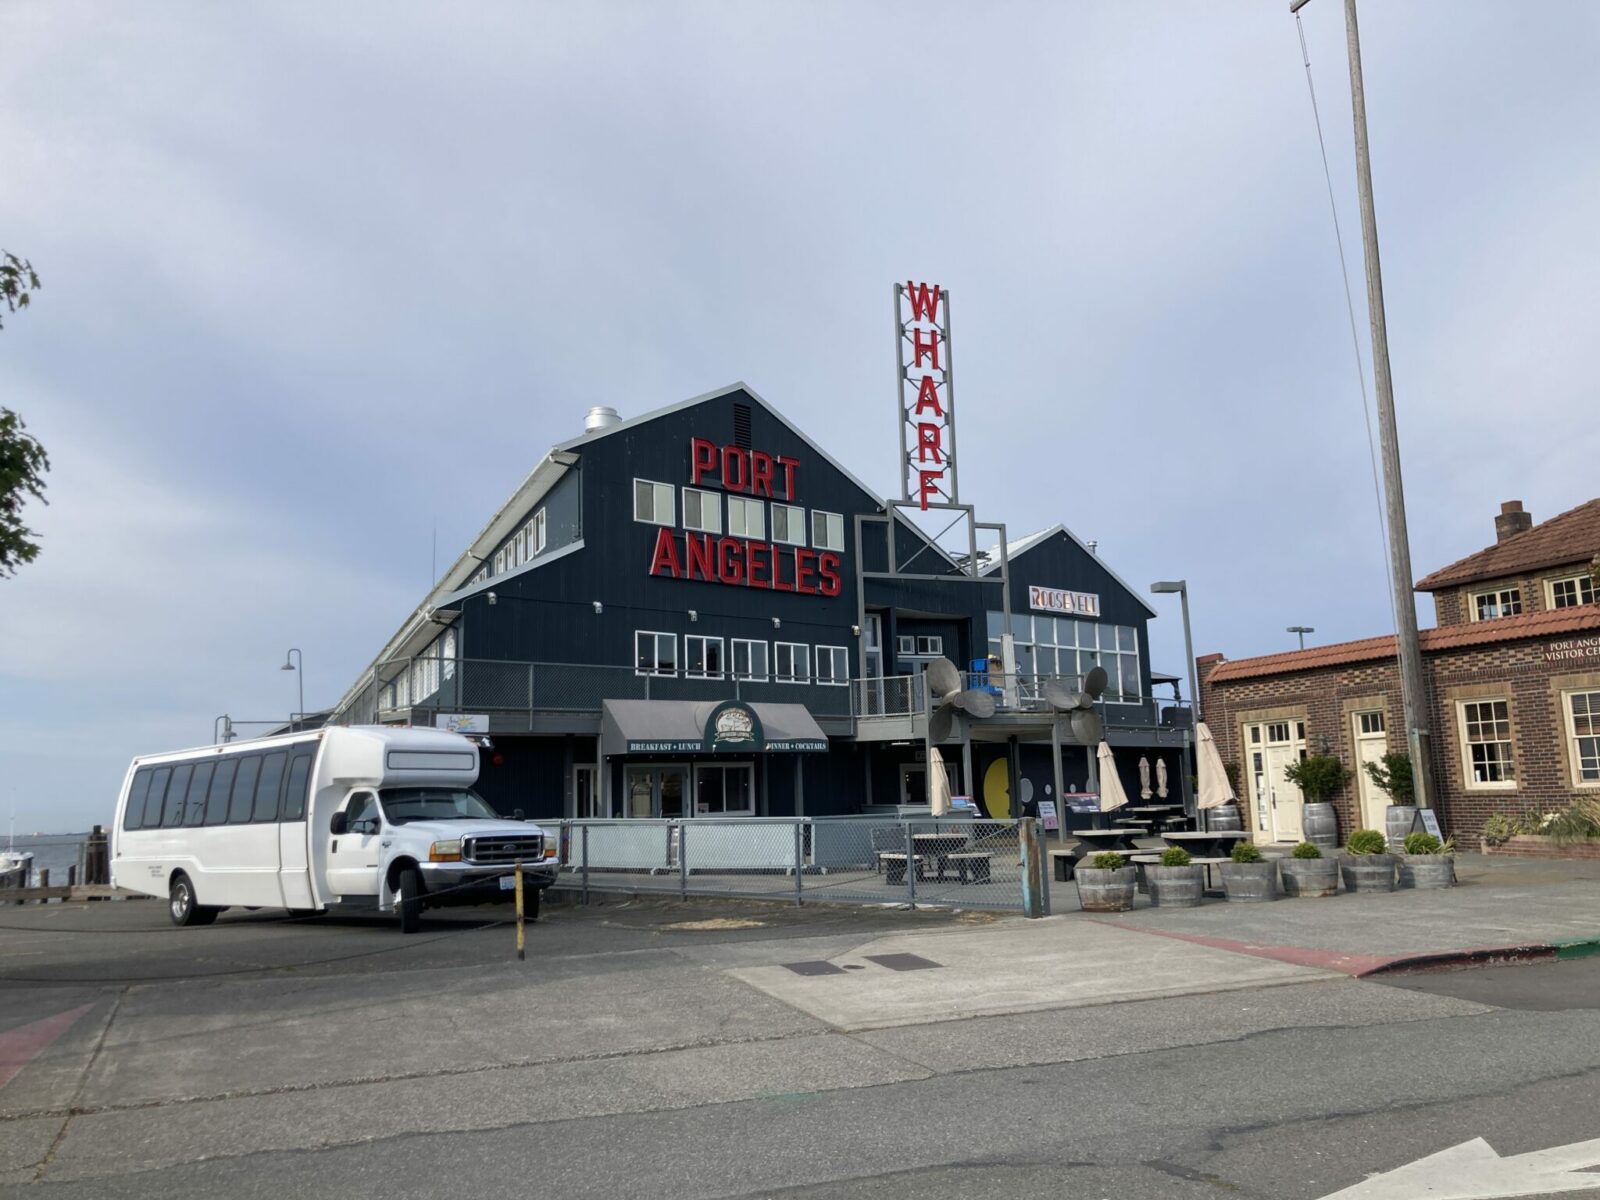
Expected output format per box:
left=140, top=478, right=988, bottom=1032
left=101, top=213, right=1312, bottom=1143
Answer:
left=624, top=766, right=689, bottom=818
left=1245, top=721, right=1306, bottom=842
left=574, top=764, right=601, bottom=819
left=862, top=614, right=886, bottom=715
left=326, top=791, right=382, bottom=897
left=1352, top=711, right=1389, bottom=829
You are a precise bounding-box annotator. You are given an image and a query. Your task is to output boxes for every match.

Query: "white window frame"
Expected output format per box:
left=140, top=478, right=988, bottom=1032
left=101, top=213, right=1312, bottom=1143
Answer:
left=531, top=508, right=547, bottom=555
left=728, top=496, right=765, bottom=539
left=916, top=635, right=943, bottom=656
left=685, top=634, right=725, bottom=680
left=1563, top=688, right=1600, bottom=789
left=681, top=487, right=722, bottom=535
left=634, top=630, right=677, bottom=677
left=897, top=635, right=915, bottom=656
left=493, top=548, right=506, bottom=574
left=731, top=639, right=768, bottom=682
left=812, top=510, right=845, bottom=553
left=634, top=479, right=675, bottom=527
left=1548, top=574, right=1597, bottom=610
left=816, top=645, right=849, bottom=686
left=774, top=642, right=810, bottom=684
left=1470, top=587, right=1523, bottom=621
left=1457, top=698, right=1517, bottom=790
left=771, top=503, right=807, bottom=547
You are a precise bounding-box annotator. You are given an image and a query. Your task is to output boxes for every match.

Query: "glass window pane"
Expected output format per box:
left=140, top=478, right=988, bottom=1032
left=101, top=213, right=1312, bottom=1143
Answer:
left=230, top=757, right=261, bottom=823
left=124, top=769, right=152, bottom=831
left=143, top=767, right=172, bottom=828
left=283, top=752, right=313, bottom=822
left=206, top=760, right=237, bottom=826
left=162, top=765, right=193, bottom=828
left=186, top=762, right=215, bottom=826
left=254, top=752, right=288, bottom=822
left=634, top=480, right=652, bottom=521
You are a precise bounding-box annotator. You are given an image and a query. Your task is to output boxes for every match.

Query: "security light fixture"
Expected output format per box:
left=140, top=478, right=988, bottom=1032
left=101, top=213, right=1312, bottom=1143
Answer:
left=851, top=624, right=861, bottom=636
left=688, top=609, right=698, bottom=623
left=772, top=617, right=781, bottom=629
left=592, top=600, right=603, bottom=614
left=487, top=592, right=497, bottom=606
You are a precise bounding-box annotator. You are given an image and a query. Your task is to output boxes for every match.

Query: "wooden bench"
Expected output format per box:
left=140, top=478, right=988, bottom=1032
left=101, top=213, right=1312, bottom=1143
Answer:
left=943, top=851, right=993, bottom=884
left=876, top=852, right=930, bottom=885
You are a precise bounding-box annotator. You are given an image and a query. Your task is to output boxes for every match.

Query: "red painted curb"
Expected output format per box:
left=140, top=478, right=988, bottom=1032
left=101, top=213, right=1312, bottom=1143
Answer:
left=0, top=1004, right=94, bottom=1091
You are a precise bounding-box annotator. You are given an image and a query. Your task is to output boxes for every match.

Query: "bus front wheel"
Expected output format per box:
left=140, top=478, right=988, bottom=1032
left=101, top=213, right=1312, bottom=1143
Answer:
left=169, top=874, right=217, bottom=928
left=395, top=866, right=423, bottom=934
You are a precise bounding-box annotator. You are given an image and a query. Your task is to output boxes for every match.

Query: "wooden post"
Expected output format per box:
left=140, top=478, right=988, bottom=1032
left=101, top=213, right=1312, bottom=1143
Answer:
left=39, top=868, right=49, bottom=904
left=1019, top=817, right=1045, bottom=918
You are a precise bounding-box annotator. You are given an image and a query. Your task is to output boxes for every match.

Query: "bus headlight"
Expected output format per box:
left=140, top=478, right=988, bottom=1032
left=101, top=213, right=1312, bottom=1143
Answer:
left=428, top=840, right=462, bottom=862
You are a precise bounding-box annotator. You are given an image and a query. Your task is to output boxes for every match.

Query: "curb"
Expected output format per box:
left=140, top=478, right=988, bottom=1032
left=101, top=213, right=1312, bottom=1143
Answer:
left=1354, top=934, right=1600, bottom=977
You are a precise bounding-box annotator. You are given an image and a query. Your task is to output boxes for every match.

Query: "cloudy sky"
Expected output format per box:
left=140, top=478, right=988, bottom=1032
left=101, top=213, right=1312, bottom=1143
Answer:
left=2, top=2, right=1596, bottom=832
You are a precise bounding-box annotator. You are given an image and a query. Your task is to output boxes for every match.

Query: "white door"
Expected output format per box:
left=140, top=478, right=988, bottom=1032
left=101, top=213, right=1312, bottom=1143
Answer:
left=277, top=746, right=316, bottom=909
left=1353, top=711, right=1389, bottom=830
left=1264, top=744, right=1304, bottom=842
left=575, top=764, right=601, bottom=819
left=326, top=791, right=382, bottom=897
left=1245, top=721, right=1306, bottom=842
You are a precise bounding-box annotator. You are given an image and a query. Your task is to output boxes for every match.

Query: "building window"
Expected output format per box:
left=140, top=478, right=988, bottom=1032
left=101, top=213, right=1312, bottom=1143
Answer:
left=682, top=488, right=721, bottom=534
left=1472, top=588, right=1522, bottom=621
left=987, top=613, right=1142, bottom=704
left=1550, top=575, right=1597, bottom=609
left=731, top=639, right=768, bottom=681
left=634, top=479, right=675, bottom=526
left=1358, top=711, right=1385, bottom=735
left=1565, top=690, right=1600, bottom=787
left=728, top=496, right=765, bottom=539
left=774, top=642, right=810, bottom=684
left=1459, top=699, right=1516, bottom=787
left=635, top=631, right=677, bottom=676
left=897, top=635, right=943, bottom=658
left=813, top=510, right=845, bottom=552
left=530, top=508, right=547, bottom=555
left=816, top=645, right=849, bottom=685
left=685, top=635, right=724, bottom=679
left=493, top=548, right=506, bottom=574
left=772, top=504, right=806, bottom=546
left=694, top=763, right=755, bottom=815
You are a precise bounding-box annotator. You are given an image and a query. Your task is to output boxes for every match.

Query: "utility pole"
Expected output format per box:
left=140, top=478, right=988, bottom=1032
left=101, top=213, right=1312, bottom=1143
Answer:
left=1291, top=0, right=1432, bottom=808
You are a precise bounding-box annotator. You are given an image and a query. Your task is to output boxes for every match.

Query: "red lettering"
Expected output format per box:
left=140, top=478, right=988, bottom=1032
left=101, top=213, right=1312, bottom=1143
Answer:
left=794, top=548, right=817, bottom=595
left=911, top=327, right=941, bottom=370
left=772, top=545, right=795, bottom=593
left=750, top=451, right=775, bottom=498
left=684, top=532, right=715, bottom=581
left=817, top=551, right=842, bottom=597
left=649, top=528, right=683, bottom=578
left=775, top=455, right=799, bottom=500
left=904, top=281, right=941, bottom=323
left=747, top=540, right=770, bottom=588
left=721, top=444, right=749, bottom=492
left=690, top=438, right=717, bottom=486
left=912, top=374, right=944, bottom=418
left=918, top=469, right=944, bottom=510
left=717, top=537, right=745, bottom=585
left=916, top=422, right=944, bottom=464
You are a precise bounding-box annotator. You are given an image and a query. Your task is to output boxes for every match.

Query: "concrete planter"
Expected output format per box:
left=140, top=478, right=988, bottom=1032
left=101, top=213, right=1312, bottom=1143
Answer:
left=1340, top=853, right=1397, bottom=893
left=1398, top=855, right=1456, bottom=889
left=1076, top=866, right=1137, bottom=913
left=1147, top=864, right=1205, bottom=908
left=1280, top=857, right=1339, bottom=897
left=1220, top=860, right=1278, bottom=902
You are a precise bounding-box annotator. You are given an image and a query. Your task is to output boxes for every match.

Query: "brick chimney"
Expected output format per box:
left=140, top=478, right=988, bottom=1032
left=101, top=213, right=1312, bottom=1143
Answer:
left=1495, top=500, right=1533, bottom=543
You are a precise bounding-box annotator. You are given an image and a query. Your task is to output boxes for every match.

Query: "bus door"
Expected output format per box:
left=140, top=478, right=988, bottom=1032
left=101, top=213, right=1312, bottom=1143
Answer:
left=326, top=791, right=383, bottom=898
left=277, top=747, right=317, bottom=909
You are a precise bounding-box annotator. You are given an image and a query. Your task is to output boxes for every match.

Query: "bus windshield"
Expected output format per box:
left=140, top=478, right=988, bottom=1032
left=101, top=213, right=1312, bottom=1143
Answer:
left=378, top=787, right=501, bottom=824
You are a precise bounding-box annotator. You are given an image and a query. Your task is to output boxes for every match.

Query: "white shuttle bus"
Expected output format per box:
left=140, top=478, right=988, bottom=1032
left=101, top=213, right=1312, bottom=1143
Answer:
left=112, top=725, right=557, bottom=932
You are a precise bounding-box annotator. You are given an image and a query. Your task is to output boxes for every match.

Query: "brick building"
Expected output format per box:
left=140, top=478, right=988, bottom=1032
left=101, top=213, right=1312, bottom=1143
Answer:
left=1199, top=499, right=1600, bottom=844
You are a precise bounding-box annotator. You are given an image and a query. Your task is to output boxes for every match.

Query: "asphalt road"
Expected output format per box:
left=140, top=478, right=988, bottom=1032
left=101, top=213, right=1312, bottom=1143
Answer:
left=4, top=897, right=1600, bottom=1199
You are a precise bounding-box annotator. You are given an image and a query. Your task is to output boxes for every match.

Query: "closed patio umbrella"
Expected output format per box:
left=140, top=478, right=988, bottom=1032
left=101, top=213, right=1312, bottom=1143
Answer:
left=928, top=747, right=952, bottom=817
left=1096, top=741, right=1129, bottom=812
left=1195, top=721, right=1236, bottom=810
left=1156, top=757, right=1170, bottom=800
left=1138, top=756, right=1152, bottom=800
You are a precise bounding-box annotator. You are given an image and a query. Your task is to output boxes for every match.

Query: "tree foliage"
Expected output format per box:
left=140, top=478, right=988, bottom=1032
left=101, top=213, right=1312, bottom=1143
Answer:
left=1, top=252, right=40, bottom=328
left=1362, top=751, right=1415, bottom=805
left=1282, top=753, right=1349, bottom=801
left=1, top=251, right=49, bottom=577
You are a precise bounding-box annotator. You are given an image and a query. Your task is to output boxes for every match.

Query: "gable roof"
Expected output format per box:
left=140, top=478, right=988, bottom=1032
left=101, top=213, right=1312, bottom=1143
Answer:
left=1415, top=497, right=1600, bottom=592
left=976, top=525, right=1158, bottom=618
left=1205, top=604, right=1600, bottom=683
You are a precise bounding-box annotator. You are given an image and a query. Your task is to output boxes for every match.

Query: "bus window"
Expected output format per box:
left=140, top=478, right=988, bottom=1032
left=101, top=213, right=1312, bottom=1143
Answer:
left=123, top=768, right=153, bottom=831
left=253, top=752, right=288, bottom=823
left=205, top=759, right=237, bottom=826
left=282, top=751, right=313, bottom=822
left=143, top=767, right=172, bottom=829
left=162, top=765, right=194, bottom=828
left=229, top=756, right=261, bottom=824
left=185, top=762, right=215, bottom=827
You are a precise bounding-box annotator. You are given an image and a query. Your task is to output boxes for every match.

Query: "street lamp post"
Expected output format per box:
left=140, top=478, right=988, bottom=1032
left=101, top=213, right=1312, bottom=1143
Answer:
left=1287, top=625, right=1315, bottom=651
left=281, top=649, right=304, bottom=730
left=1152, top=580, right=1201, bottom=830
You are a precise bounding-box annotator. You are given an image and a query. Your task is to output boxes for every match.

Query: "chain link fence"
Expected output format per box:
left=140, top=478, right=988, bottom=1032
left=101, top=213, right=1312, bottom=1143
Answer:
left=546, top=817, right=1045, bottom=912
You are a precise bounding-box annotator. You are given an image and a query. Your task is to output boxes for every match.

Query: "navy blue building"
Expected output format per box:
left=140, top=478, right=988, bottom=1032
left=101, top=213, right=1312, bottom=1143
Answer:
left=330, top=385, right=1191, bottom=821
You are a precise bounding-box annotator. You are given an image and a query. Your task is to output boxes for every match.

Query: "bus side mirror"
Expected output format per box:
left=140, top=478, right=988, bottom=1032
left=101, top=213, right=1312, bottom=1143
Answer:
left=330, top=812, right=349, bottom=836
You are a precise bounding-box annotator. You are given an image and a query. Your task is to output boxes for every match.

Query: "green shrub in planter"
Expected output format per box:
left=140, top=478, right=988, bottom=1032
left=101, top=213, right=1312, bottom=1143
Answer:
left=1403, top=831, right=1444, bottom=855
left=1091, top=851, right=1127, bottom=871
left=1347, top=829, right=1389, bottom=856
left=1481, top=813, right=1515, bottom=846
left=1159, top=846, right=1192, bottom=867
left=1291, top=841, right=1323, bottom=860
left=1231, top=842, right=1265, bottom=864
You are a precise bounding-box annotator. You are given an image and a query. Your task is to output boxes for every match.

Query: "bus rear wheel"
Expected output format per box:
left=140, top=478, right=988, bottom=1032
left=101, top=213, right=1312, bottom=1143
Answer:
left=169, top=874, right=218, bottom=927
left=395, top=866, right=423, bottom=934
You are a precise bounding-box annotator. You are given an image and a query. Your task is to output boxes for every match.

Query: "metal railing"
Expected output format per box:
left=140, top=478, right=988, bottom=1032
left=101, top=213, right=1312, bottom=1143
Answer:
left=545, top=816, right=1046, bottom=912
left=855, top=671, right=1194, bottom=727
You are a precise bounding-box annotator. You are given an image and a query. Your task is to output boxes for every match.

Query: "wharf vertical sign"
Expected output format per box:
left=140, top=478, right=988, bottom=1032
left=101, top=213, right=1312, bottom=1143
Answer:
left=896, top=281, right=958, bottom=510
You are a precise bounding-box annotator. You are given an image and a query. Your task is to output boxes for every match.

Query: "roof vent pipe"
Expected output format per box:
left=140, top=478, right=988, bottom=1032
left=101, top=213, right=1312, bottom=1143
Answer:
left=584, top=405, right=621, bottom=433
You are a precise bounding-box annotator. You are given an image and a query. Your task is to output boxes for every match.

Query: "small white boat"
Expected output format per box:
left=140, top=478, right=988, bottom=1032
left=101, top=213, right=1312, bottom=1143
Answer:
left=0, top=848, right=32, bottom=890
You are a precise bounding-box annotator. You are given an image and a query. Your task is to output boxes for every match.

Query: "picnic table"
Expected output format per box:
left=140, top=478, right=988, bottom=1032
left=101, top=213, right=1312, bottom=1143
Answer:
left=1160, top=830, right=1251, bottom=859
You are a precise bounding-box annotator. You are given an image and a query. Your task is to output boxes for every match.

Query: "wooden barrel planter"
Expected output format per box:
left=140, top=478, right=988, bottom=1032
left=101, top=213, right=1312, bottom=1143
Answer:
left=1076, top=866, right=1137, bottom=912
left=1207, top=804, right=1243, bottom=833
left=1280, top=858, right=1339, bottom=897
left=1398, top=856, right=1456, bottom=889
left=1147, top=864, right=1205, bottom=907
left=1340, top=854, right=1397, bottom=893
left=1303, top=803, right=1339, bottom=851
left=1220, top=861, right=1278, bottom=902
left=1385, top=806, right=1419, bottom=851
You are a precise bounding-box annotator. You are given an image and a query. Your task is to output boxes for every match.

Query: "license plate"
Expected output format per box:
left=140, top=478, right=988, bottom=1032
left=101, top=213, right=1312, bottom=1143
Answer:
left=499, top=875, right=519, bottom=891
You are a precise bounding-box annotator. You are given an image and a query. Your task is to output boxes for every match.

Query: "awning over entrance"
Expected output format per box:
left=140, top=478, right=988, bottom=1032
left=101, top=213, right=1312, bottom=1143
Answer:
left=600, top=698, right=829, bottom=757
